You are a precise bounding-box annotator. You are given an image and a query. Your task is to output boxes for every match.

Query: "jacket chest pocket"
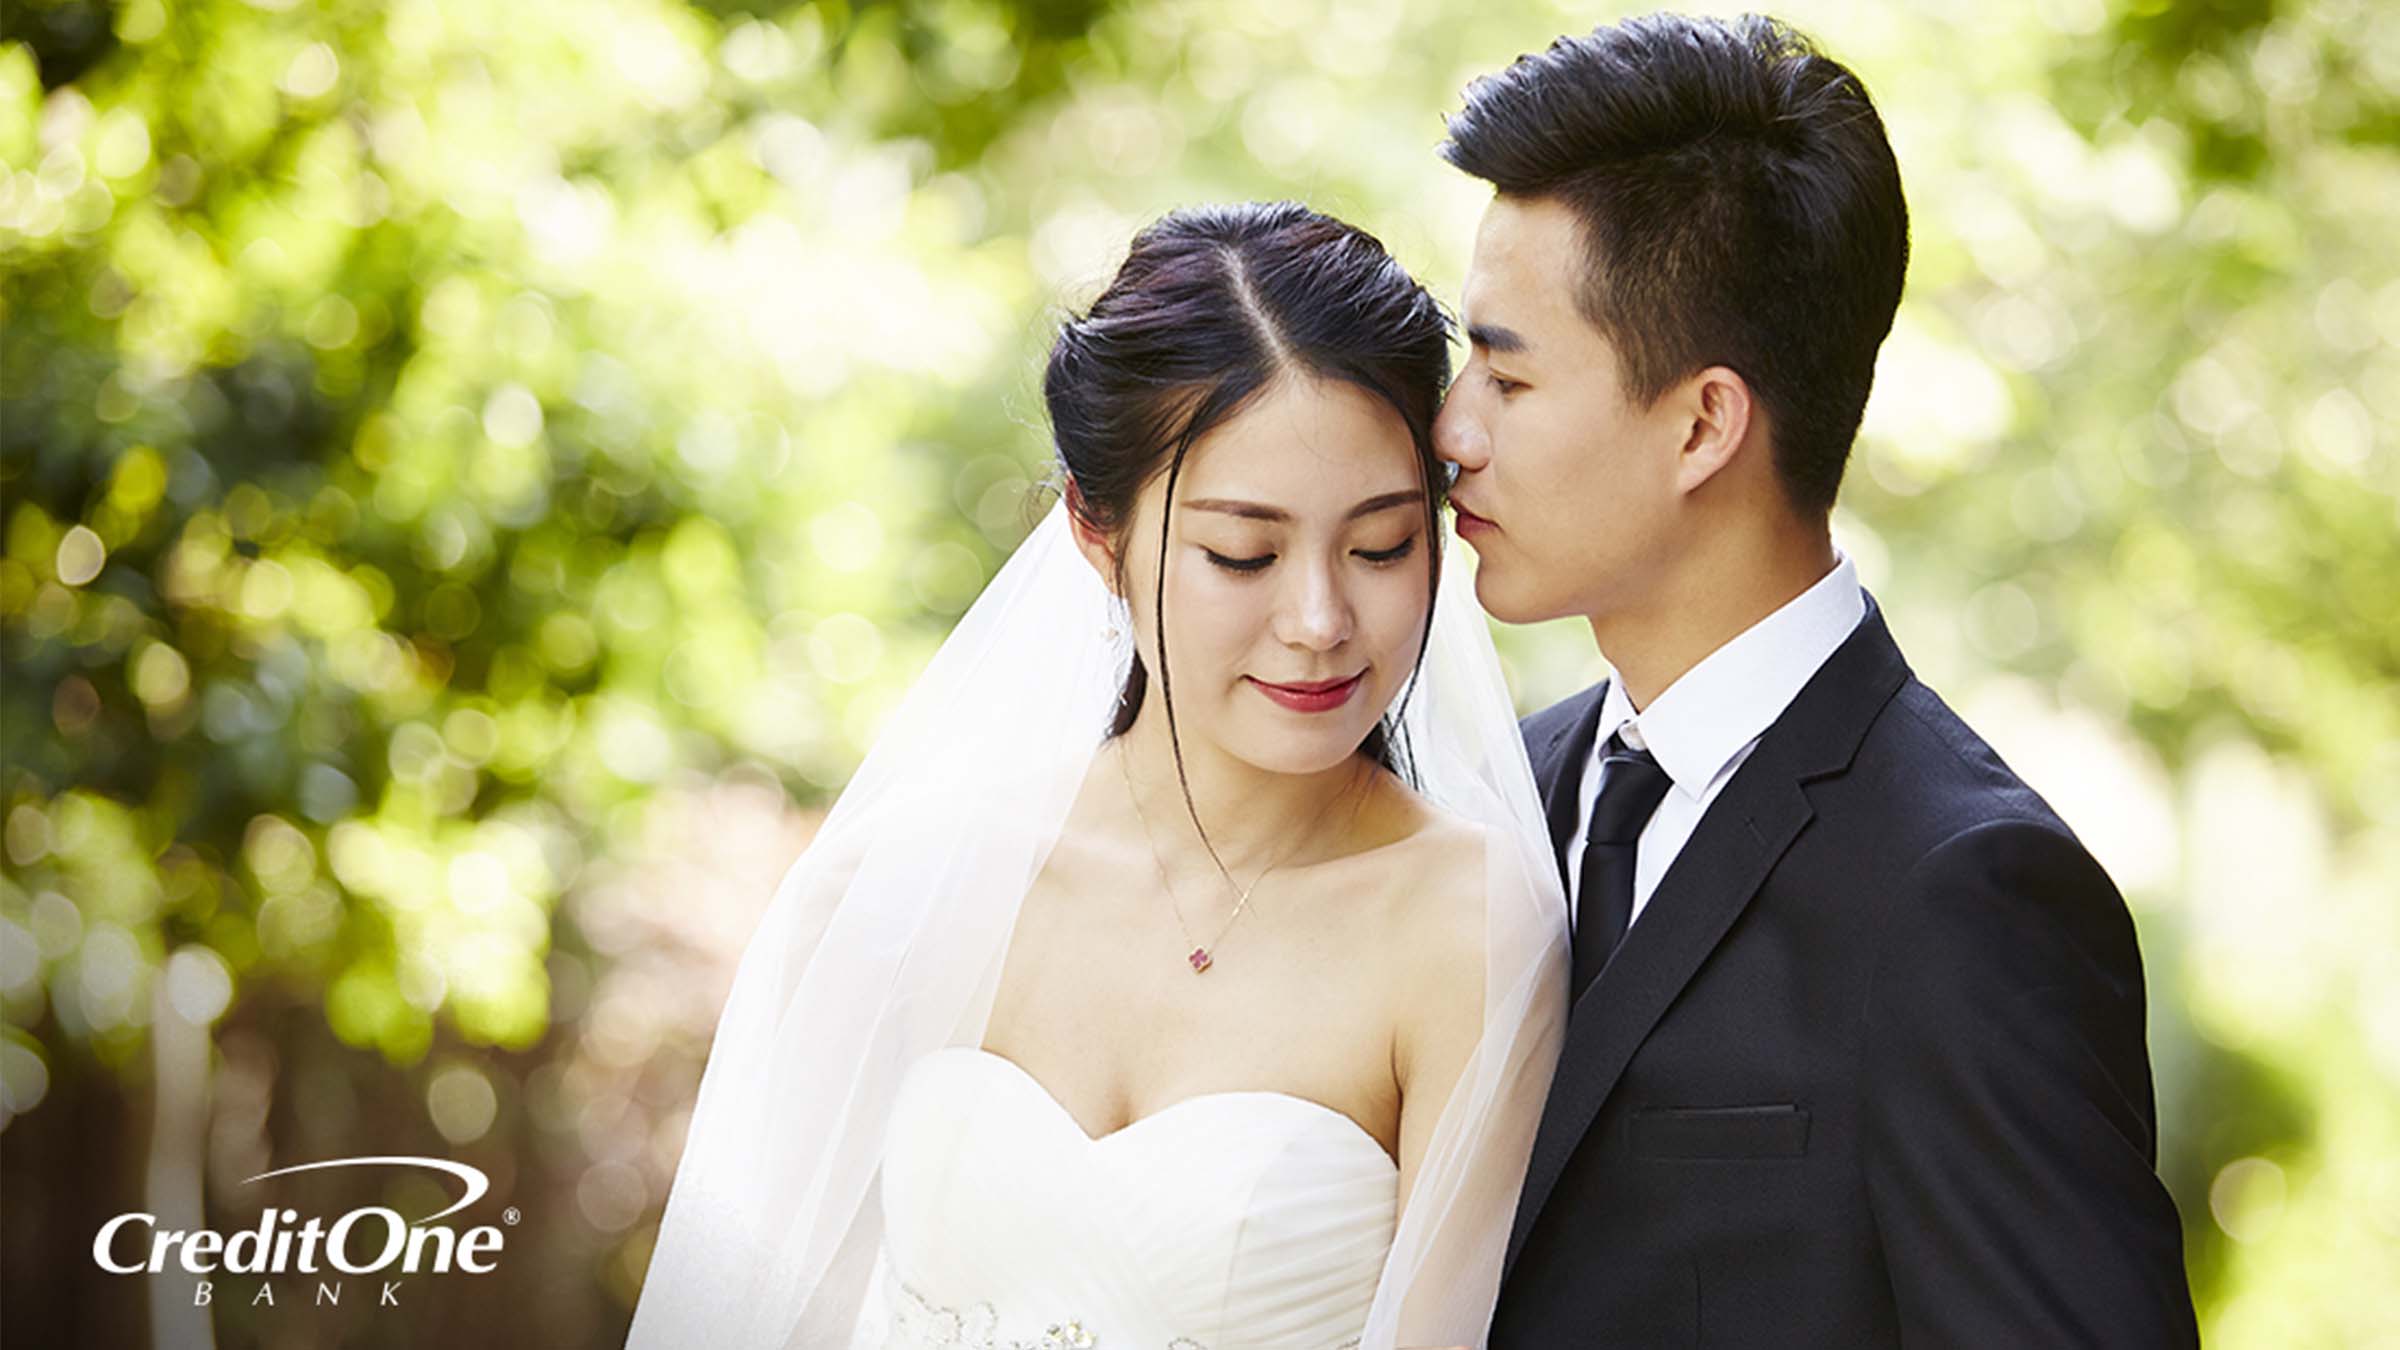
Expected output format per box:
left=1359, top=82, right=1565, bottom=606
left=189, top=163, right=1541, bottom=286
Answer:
left=1630, top=1103, right=1811, bottom=1159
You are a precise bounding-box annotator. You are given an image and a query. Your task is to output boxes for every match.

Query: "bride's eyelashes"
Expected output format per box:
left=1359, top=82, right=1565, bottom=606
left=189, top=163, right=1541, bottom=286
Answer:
left=1199, top=534, right=1420, bottom=576
left=1203, top=549, right=1276, bottom=574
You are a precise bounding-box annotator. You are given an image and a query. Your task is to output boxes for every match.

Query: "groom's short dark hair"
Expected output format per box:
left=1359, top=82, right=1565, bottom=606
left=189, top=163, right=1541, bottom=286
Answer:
left=1442, top=13, right=1908, bottom=516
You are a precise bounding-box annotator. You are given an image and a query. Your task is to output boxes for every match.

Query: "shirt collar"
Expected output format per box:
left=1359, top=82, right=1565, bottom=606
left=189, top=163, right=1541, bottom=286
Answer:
left=1590, top=552, right=1867, bottom=798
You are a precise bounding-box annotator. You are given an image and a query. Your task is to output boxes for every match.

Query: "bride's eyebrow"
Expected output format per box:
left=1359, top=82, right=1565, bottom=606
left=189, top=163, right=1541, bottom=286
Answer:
left=1181, top=490, right=1426, bottom=523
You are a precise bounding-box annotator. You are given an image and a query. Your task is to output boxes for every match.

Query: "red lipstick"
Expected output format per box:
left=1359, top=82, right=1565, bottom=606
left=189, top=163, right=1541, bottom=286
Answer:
left=1247, top=672, right=1365, bottom=714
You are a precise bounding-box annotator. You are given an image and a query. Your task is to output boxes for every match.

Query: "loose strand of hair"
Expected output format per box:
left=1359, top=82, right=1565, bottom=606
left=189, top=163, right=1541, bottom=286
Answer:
left=1150, top=419, right=1234, bottom=884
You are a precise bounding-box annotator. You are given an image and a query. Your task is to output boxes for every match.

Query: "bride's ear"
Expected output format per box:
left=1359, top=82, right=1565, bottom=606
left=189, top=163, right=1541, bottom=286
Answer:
left=1063, top=480, right=1123, bottom=597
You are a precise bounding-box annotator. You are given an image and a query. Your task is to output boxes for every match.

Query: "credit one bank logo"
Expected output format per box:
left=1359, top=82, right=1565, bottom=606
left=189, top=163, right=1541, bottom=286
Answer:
left=92, top=1156, right=511, bottom=1308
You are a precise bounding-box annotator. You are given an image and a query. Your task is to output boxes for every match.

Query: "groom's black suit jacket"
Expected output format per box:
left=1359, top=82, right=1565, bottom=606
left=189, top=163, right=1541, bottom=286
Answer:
left=1490, top=599, right=2197, bottom=1347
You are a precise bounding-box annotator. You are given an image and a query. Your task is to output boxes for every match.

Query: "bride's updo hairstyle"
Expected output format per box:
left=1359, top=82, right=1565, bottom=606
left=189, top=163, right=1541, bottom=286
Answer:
left=1045, top=201, right=1452, bottom=793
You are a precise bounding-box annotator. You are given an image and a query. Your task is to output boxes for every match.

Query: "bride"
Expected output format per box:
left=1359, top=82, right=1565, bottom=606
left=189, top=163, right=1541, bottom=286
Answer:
left=627, top=202, right=1566, bottom=1350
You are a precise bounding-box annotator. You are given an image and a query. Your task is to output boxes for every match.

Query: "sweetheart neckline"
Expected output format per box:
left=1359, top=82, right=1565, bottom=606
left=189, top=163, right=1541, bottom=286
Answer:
left=936, top=1046, right=1400, bottom=1171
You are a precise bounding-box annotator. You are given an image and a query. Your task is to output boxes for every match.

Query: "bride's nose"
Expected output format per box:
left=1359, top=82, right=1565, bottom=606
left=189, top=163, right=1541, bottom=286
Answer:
left=1276, top=557, right=1354, bottom=652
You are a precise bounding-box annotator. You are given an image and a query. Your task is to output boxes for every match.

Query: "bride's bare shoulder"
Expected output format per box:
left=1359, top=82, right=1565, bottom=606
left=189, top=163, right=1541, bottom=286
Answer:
left=1347, top=775, right=1501, bottom=1094
left=1349, top=770, right=1499, bottom=937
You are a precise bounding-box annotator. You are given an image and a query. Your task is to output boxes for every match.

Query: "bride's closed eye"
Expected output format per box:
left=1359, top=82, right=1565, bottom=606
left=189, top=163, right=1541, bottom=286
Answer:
left=1203, top=534, right=1418, bottom=575
left=1203, top=549, right=1276, bottom=574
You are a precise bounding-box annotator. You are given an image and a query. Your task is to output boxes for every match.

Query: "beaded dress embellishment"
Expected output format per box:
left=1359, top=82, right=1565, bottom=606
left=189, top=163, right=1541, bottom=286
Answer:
left=889, top=1281, right=1211, bottom=1350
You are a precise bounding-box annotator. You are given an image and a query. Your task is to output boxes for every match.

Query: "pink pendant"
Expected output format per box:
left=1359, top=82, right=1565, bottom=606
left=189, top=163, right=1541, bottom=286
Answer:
left=1188, top=947, right=1213, bottom=974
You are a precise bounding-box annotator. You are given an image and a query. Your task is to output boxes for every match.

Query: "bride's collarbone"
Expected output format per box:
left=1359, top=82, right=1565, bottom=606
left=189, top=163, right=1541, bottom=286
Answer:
left=981, top=814, right=1473, bottom=1156
left=1027, top=822, right=1461, bottom=932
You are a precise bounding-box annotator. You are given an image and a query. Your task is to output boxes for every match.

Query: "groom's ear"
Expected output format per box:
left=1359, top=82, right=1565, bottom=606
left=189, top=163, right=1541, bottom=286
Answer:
left=1670, top=365, right=1756, bottom=497
left=1064, top=481, right=1125, bottom=597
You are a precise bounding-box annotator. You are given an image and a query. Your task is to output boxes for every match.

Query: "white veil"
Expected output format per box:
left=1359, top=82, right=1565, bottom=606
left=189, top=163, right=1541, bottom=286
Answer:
left=626, top=501, right=1567, bottom=1349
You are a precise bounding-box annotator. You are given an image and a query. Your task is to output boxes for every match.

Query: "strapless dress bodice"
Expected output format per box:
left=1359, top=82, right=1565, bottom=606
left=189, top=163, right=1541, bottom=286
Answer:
left=872, top=1047, right=1399, bottom=1350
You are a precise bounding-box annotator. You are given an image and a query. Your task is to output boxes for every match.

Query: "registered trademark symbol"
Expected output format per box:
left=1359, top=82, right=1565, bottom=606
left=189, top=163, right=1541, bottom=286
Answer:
left=503, top=1208, right=521, bottom=1226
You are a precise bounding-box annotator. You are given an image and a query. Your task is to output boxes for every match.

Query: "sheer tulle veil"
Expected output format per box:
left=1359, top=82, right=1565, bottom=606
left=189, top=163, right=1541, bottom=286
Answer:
left=626, top=502, right=1567, bottom=1349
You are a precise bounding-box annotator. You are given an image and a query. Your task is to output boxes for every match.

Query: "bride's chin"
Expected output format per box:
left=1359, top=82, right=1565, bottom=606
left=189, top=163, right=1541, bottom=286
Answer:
left=1236, top=749, right=1360, bottom=780
left=1219, top=722, right=1383, bottom=780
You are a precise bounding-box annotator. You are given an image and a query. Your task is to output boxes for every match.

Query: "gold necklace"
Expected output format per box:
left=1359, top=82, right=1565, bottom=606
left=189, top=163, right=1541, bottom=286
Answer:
left=1118, top=746, right=1369, bottom=974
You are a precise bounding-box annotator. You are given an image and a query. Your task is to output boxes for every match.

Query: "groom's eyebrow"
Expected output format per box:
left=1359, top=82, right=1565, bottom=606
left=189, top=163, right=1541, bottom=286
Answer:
left=1182, top=490, right=1425, bottom=523
left=1467, top=323, right=1527, bottom=354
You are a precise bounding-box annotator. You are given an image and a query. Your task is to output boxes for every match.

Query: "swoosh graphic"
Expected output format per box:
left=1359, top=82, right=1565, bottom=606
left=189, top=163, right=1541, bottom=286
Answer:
left=242, top=1156, right=491, bottom=1223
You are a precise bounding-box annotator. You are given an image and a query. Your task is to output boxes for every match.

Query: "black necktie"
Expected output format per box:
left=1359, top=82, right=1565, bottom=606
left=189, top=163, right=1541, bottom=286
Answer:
left=1571, top=734, right=1672, bottom=1002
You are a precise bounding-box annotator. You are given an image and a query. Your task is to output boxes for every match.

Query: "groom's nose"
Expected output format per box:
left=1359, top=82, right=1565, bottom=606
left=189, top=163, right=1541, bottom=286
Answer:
left=1434, top=386, right=1489, bottom=473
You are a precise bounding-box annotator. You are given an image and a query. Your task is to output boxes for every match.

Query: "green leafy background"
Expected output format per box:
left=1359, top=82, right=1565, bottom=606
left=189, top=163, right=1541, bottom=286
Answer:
left=3, top=0, right=2395, bottom=1344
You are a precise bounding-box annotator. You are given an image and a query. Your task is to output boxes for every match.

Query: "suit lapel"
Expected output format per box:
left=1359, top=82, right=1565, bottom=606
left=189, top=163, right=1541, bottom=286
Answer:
left=1503, top=764, right=1813, bottom=1275
left=1501, top=597, right=1913, bottom=1281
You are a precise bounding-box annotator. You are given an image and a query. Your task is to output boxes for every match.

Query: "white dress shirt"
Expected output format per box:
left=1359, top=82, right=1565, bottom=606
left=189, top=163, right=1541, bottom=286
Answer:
left=1566, top=554, right=1867, bottom=931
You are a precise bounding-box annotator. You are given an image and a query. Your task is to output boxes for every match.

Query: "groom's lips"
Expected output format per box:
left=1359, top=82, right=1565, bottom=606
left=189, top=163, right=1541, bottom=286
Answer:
left=1451, top=500, right=1498, bottom=538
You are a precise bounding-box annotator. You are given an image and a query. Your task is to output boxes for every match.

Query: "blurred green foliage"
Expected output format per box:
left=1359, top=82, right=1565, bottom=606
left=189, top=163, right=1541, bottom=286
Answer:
left=3, top=0, right=2396, bottom=1345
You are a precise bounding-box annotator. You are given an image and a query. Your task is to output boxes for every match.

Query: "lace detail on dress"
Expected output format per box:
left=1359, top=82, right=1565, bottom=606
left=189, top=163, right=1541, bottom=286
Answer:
left=885, top=1281, right=1206, bottom=1350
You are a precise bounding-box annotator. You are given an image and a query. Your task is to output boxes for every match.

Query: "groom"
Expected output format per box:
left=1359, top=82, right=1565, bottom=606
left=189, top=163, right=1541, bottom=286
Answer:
left=1434, top=14, right=2199, bottom=1346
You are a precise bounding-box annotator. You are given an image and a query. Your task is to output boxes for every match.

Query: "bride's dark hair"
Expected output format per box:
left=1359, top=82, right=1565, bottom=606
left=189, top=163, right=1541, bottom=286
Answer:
left=1045, top=201, right=1453, bottom=812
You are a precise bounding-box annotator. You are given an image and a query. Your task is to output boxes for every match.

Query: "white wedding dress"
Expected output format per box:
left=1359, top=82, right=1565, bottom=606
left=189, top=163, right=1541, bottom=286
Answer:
left=627, top=511, right=1566, bottom=1350
left=869, top=1047, right=1399, bottom=1350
